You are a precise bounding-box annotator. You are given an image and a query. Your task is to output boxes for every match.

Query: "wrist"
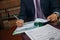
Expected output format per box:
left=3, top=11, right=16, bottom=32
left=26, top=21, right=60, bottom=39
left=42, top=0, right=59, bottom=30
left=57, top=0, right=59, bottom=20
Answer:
left=53, top=12, right=60, bottom=19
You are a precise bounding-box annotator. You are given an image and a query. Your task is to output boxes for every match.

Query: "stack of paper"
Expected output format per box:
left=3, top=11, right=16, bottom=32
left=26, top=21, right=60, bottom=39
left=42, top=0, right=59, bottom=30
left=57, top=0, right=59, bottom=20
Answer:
left=13, top=18, right=48, bottom=35
left=13, top=18, right=60, bottom=40
left=13, top=18, right=49, bottom=35
left=25, top=24, right=60, bottom=40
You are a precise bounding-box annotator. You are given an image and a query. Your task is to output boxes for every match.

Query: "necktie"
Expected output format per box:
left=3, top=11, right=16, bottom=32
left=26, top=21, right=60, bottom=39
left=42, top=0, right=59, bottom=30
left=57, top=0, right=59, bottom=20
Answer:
left=34, top=0, right=45, bottom=19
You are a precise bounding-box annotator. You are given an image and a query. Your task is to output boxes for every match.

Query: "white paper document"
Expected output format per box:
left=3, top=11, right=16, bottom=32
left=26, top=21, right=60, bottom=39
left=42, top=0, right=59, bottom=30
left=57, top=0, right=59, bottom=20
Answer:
left=25, top=24, right=60, bottom=40
left=34, top=18, right=49, bottom=23
left=12, top=21, right=36, bottom=35
left=13, top=18, right=49, bottom=35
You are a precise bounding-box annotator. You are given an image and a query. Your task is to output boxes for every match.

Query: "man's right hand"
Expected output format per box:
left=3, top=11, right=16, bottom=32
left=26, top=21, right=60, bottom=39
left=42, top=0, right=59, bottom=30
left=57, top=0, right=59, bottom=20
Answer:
left=16, top=19, right=24, bottom=27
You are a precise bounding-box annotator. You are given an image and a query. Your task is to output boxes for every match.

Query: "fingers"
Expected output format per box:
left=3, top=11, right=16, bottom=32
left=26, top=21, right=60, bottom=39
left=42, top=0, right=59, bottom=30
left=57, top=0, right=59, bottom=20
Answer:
left=16, top=19, right=24, bottom=27
left=47, top=13, right=58, bottom=22
left=16, top=21, right=23, bottom=27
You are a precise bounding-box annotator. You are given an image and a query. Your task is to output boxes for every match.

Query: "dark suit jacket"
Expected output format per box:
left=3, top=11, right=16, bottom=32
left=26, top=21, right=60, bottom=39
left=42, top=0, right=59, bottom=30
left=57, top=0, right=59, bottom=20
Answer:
left=18, top=0, right=60, bottom=21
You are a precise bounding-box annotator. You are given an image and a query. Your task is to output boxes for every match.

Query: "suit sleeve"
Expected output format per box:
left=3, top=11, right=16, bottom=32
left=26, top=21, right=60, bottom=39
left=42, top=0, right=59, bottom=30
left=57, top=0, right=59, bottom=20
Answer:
left=50, top=0, right=60, bottom=13
left=18, top=0, right=27, bottom=20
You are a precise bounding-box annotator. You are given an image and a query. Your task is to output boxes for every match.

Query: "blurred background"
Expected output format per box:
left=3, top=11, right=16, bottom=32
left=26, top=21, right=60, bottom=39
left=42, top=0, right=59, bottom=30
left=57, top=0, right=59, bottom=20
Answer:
left=0, top=0, right=20, bottom=29
left=0, top=0, right=23, bottom=40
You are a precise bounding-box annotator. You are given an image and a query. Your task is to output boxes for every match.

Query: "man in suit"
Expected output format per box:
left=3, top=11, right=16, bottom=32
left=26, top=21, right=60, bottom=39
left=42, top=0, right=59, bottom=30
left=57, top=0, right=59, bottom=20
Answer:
left=16, top=0, right=60, bottom=27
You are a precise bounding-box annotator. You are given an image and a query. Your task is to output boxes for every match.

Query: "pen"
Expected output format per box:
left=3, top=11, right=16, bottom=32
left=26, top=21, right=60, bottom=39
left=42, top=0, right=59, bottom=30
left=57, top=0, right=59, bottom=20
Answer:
left=13, top=15, right=19, bottom=20
left=13, top=15, right=34, bottom=25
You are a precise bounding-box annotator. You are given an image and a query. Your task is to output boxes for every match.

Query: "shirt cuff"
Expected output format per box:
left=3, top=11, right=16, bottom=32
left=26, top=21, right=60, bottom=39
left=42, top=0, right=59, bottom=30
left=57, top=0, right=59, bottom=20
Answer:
left=53, top=12, right=60, bottom=15
left=53, top=12, right=60, bottom=18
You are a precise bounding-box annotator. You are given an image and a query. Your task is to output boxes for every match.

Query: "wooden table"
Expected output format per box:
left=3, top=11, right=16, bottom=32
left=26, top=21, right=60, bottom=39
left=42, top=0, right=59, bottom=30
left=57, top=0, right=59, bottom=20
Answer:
left=0, top=26, right=22, bottom=40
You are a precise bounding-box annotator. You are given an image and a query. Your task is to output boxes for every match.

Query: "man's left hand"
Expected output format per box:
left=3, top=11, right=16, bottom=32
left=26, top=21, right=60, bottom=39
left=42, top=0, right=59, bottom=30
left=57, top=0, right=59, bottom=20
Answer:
left=47, top=13, right=58, bottom=22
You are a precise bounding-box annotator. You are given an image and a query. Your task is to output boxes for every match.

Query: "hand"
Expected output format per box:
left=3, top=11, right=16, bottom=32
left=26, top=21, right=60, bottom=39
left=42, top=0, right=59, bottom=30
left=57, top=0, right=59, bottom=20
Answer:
left=47, top=13, right=58, bottom=22
left=16, top=19, right=24, bottom=27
